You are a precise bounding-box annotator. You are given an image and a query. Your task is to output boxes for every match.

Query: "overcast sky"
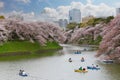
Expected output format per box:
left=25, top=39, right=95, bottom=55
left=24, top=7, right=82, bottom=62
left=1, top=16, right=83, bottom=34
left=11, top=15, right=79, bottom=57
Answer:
left=0, top=0, right=120, bottom=21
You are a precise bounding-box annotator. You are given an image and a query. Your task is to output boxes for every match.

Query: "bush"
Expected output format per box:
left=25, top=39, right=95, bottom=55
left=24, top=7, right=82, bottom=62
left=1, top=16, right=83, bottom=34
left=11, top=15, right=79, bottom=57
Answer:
left=66, top=22, right=79, bottom=30
left=0, top=15, right=5, bottom=19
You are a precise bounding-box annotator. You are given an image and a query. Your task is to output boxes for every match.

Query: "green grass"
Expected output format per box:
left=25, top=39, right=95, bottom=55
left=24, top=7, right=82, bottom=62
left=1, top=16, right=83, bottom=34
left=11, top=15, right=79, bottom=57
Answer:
left=0, top=41, right=62, bottom=61
left=0, top=41, right=62, bottom=54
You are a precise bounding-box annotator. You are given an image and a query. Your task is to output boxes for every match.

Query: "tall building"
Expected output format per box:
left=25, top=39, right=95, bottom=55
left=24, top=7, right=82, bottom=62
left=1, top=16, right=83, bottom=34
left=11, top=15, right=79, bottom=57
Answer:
left=58, top=19, right=68, bottom=29
left=69, top=9, right=81, bottom=23
left=116, top=8, right=120, bottom=16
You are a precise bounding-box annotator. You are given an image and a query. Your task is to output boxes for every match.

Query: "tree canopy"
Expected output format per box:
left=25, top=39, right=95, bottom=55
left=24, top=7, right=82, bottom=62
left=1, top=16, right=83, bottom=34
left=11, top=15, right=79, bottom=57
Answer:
left=0, top=15, right=5, bottom=19
left=66, top=16, right=114, bottom=30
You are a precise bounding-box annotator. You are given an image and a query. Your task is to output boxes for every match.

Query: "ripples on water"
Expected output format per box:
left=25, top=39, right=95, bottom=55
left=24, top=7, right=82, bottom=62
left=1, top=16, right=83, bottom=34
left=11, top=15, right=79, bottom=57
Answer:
left=0, top=44, right=120, bottom=80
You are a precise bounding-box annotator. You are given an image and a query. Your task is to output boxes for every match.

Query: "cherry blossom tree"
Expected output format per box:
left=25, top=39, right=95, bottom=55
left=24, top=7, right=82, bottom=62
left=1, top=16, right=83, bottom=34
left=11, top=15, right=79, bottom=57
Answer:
left=0, top=19, right=66, bottom=45
left=96, top=14, right=120, bottom=61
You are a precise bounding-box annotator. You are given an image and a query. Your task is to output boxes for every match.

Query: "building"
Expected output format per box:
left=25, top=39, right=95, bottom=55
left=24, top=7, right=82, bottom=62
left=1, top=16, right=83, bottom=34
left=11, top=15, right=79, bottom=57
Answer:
left=69, top=9, right=81, bottom=23
left=58, top=19, right=68, bottom=30
left=116, top=8, right=120, bottom=16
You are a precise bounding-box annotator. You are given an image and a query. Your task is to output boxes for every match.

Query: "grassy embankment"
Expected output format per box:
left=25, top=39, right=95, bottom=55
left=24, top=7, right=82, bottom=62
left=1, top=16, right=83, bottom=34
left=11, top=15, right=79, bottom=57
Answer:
left=0, top=41, right=62, bottom=61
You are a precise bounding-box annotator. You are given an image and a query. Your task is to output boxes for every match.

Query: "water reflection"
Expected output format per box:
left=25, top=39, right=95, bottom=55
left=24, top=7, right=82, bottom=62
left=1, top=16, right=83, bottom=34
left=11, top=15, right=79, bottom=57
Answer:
left=0, top=49, right=62, bottom=61
left=0, top=44, right=120, bottom=80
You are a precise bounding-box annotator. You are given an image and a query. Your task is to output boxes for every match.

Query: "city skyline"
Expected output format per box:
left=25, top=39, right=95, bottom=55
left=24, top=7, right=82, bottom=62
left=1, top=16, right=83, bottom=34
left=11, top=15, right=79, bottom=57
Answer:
left=0, top=0, right=120, bottom=21
left=69, top=9, right=82, bottom=23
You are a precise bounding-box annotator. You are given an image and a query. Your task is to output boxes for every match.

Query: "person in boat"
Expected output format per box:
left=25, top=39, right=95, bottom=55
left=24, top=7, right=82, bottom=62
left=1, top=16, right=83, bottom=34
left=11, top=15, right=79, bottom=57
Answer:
left=68, top=58, right=72, bottom=62
left=83, top=48, right=87, bottom=51
left=79, top=67, right=82, bottom=70
left=92, top=64, right=96, bottom=68
left=19, top=70, right=23, bottom=75
left=82, top=68, right=86, bottom=71
left=19, top=70, right=26, bottom=75
left=69, top=58, right=71, bottom=60
left=96, top=65, right=98, bottom=67
left=92, top=64, right=94, bottom=67
left=81, top=57, right=85, bottom=62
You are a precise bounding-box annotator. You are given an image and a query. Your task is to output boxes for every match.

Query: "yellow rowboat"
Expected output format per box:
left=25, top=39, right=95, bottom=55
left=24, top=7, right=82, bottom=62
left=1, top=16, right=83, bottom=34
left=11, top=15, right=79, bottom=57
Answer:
left=74, top=69, right=88, bottom=73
